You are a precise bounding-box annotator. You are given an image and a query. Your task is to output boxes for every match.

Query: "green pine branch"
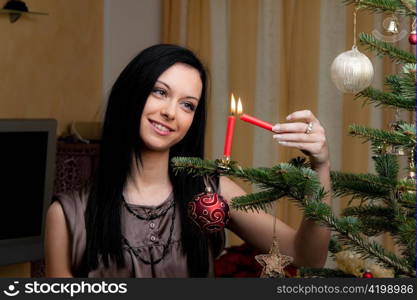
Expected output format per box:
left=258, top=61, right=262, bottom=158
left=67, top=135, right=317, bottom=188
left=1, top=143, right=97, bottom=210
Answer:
left=285, top=196, right=414, bottom=276
left=396, top=217, right=416, bottom=257
left=398, top=0, right=417, bottom=14
left=282, top=193, right=416, bottom=277
left=343, top=205, right=397, bottom=235
left=386, top=73, right=417, bottom=100
left=329, top=237, right=344, bottom=254
left=373, top=154, right=399, bottom=180
left=332, top=217, right=413, bottom=276
left=301, top=200, right=415, bottom=276
left=229, top=163, right=328, bottom=214
left=172, top=156, right=416, bottom=276
left=349, top=124, right=416, bottom=149
left=397, top=189, right=416, bottom=209
left=387, top=212, right=416, bottom=268
left=343, top=0, right=416, bottom=16
left=360, top=217, right=399, bottom=235
left=343, top=204, right=394, bottom=216
left=229, top=189, right=286, bottom=212
left=355, top=87, right=416, bottom=111
left=171, top=157, right=323, bottom=209
left=330, top=171, right=393, bottom=202
left=358, top=33, right=416, bottom=64
left=396, top=122, right=416, bottom=137
left=337, top=234, right=414, bottom=276
left=395, top=72, right=416, bottom=100
left=385, top=75, right=402, bottom=95
left=171, top=156, right=218, bottom=176
left=343, top=204, right=394, bottom=218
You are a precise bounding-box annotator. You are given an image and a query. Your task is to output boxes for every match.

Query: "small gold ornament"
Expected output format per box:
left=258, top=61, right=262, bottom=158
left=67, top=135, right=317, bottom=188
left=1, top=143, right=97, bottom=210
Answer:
left=215, top=156, right=235, bottom=173
left=385, top=112, right=408, bottom=156
left=335, top=250, right=394, bottom=278
left=383, top=16, right=399, bottom=34
left=255, top=238, right=293, bottom=278
left=385, top=145, right=406, bottom=156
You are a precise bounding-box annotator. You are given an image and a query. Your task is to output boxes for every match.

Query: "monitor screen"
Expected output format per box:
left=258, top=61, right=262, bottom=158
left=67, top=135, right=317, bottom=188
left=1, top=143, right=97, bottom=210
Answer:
left=0, top=132, right=48, bottom=240
left=0, top=119, right=56, bottom=265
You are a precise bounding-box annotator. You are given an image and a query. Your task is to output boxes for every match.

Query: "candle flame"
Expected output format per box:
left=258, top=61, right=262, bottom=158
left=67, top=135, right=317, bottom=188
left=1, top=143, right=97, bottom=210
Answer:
left=237, top=98, right=243, bottom=115
left=230, top=94, right=236, bottom=114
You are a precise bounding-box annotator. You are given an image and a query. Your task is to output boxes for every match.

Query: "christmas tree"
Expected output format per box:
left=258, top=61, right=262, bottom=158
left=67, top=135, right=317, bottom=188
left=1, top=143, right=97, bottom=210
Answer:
left=172, top=0, right=416, bottom=278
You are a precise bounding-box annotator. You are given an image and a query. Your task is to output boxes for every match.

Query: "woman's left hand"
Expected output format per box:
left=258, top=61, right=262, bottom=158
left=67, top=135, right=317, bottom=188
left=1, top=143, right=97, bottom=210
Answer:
left=272, top=110, right=329, bottom=168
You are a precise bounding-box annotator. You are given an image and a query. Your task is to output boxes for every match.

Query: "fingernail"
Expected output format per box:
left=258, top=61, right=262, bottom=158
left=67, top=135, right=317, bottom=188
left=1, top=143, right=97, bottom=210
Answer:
left=272, top=124, right=280, bottom=132
left=278, top=141, right=287, bottom=145
left=286, top=115, right=292, bottom=120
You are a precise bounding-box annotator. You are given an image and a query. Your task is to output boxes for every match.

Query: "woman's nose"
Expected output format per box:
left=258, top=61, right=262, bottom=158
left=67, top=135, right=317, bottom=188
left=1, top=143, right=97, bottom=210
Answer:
left=160, top=101, right=176, bottom=120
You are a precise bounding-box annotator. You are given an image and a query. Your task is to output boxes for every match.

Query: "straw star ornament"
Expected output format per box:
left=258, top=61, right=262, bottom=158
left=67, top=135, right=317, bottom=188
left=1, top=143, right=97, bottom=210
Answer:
left=255, top=238, right=293, bottom=278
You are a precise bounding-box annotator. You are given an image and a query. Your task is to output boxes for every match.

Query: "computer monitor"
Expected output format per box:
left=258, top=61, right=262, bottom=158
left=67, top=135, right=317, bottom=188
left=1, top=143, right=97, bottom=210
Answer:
left=0, top=119, right=57, bottom=265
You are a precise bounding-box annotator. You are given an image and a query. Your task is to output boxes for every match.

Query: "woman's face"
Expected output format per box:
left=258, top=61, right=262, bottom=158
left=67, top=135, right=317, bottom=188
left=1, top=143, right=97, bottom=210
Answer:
left=139, top=63, right=203, bottom=152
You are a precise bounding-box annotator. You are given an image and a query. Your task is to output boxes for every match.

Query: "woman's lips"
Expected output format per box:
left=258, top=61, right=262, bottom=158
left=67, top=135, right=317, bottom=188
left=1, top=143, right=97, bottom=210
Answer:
left=149, top=119, right=173, bottom=136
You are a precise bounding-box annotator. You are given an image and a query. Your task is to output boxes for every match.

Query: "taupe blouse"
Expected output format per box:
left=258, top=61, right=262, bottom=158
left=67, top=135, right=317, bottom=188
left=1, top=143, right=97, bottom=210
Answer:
left=54, top=189, right=225, bottom=278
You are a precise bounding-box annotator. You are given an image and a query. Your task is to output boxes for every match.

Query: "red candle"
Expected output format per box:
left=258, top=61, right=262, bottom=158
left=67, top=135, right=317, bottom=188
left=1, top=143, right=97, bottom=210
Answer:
left=223, top=115, right=235, bottom=157
left=223, top=95, right=237, bottom=157
left=240, top=114, right=274, bottom=131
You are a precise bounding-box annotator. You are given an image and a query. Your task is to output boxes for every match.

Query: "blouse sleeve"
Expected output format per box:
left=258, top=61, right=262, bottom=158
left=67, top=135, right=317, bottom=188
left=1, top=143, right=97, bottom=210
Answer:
left=51, top=190, right=88, bottom=276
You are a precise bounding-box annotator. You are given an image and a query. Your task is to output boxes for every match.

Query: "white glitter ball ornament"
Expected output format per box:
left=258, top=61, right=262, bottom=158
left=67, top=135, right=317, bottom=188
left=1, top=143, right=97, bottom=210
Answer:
left=331, top=46, right=374, bottom=94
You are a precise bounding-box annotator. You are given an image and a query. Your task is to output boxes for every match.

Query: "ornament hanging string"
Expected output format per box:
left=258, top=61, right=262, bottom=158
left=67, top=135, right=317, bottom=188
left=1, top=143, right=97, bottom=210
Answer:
left=254, top=206, right=293, bottom=278
left=272, top=206, right=278, bottom=241
left=395, top=108, right=401, bottom=122
left=353, top=7, right=359, bottom=49
left=203, top=175, right=216, bottom=192
left=389, top=108, right=402, bottom=130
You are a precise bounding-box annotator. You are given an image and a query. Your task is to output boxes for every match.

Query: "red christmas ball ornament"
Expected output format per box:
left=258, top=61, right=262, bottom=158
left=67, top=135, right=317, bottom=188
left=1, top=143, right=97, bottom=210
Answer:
left=188, top=187, right=229, bottom=233
left=409, top=31, right=416, bottom=45
left=362, top=271, right=374, bottom=278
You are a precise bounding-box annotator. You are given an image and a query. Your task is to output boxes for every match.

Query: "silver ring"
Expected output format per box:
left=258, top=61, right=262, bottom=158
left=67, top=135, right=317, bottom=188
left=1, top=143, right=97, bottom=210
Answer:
left=305, top=122, right=313, bottom=134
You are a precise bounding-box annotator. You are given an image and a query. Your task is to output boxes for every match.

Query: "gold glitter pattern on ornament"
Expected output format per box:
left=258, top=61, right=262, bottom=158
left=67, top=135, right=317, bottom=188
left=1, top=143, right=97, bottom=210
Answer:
left=255, top=239, right=293, bottom=278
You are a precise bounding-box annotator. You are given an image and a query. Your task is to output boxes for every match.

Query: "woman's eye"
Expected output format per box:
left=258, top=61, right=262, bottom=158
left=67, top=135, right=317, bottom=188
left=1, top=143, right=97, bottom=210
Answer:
left=152, top=88, right=167, bottom=97
left=183, top=102, right=196, bottom=112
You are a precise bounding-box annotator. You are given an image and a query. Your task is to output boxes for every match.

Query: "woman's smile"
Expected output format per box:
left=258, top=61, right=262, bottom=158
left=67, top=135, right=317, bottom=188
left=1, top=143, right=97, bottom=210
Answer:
left=148, top=119, right=175, bottom=136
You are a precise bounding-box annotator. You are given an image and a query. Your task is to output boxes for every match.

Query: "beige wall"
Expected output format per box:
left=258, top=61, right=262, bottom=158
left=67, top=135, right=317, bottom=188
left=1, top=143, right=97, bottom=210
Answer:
left=0, top=0, right=103, bottom=277
left=103, top=0, right=161, bottom=97
left=0, top=0, right=104, bottom=136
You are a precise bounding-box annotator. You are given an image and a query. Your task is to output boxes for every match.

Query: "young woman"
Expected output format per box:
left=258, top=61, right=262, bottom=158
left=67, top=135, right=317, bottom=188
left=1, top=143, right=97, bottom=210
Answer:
left=45, top=44, right=331, bottom=278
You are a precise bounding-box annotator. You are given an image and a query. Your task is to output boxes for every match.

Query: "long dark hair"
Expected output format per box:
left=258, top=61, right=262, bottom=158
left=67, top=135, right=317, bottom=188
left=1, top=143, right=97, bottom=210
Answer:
left=84, top=44, right=221, bottom=277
